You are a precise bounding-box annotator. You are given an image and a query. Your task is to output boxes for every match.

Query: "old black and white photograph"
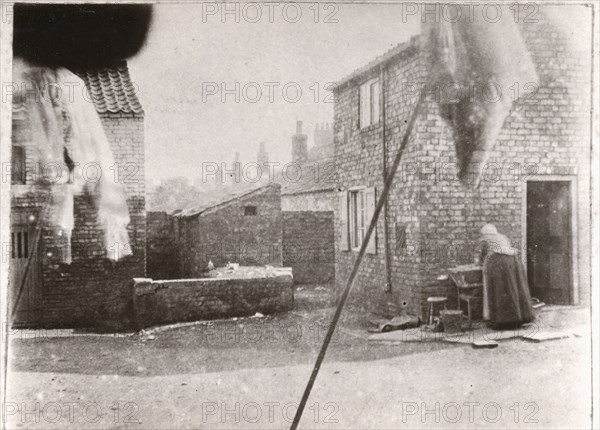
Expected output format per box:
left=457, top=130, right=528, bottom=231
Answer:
left=0, top=1, right=598, bottom=428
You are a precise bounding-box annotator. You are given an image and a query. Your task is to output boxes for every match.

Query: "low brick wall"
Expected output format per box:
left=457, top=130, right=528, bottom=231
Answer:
left=132, top=269, right=293, bottom=328
left=282, top=211, right=335, bottom=284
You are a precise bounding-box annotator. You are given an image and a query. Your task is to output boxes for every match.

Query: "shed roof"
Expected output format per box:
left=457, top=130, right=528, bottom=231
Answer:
left=280, top=156, right=338, bottom=196
left=332, top=35, right=420, bottom=91
left=76, top=61, right=143, bottom=114
left=174, top=183, right=280, bottom=218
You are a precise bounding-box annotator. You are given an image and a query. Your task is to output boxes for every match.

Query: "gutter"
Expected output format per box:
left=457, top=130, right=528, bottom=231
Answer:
left=380, top=65, right=393, bottom=293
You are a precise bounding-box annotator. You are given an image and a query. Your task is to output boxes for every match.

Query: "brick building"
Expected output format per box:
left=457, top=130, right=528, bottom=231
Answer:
left=10, top=61, right=146, bottom=328
left=333, top=12, right=591, bottom=317
left=174, top=183, right=283, bottom=277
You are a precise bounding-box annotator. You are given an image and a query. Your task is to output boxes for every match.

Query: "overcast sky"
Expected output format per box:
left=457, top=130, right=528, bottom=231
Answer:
left=129, top=3, right=420, bottom=184
left=128, top=3, right=591, bottom=185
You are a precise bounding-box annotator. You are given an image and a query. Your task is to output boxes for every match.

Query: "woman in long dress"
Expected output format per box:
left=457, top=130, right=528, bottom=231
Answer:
left=478, top=224, right=534, bottom=329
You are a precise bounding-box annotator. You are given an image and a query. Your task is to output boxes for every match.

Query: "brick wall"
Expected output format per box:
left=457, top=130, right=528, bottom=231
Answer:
left=282, top=211, right=335, bottom=284
left=10, top=111, right=146, bottom=329
left=147, top=211, right=180, bottom=279
left=334, top=41, right=424, bottom=316
left=281, top=190, right=336, bottom=211
left=178, top=184, right=283, bottom=277
left=333, top=9, right=591, bottom=318
left=132, top=270, right=293, bottom=328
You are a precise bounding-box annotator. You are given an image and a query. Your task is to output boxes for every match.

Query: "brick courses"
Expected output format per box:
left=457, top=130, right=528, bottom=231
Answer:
left=333, top=12, right=591, bottom=318
left=282, top=211, right=335, bottom=284
left=10, top=67, right=146, bottom=329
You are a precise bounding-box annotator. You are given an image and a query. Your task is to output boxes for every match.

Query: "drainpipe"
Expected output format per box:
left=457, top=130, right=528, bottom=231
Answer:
left=380, top=65, right=392, bottom=293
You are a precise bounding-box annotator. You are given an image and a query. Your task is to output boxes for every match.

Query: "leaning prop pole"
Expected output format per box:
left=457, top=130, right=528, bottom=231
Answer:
left=290, top=89, right=426, bottom=429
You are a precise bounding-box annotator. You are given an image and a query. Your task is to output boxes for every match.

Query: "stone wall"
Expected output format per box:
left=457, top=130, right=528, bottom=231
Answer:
left=178, top=184, right=283, bottom=277
left=10, top=111, right=146, bottom=329
left=282, top=211, right=335, bottom=284
left=333, top=9, right=591, bottom=317
left=132, top=270, right=293, bottom=328
left=147, top=211, right=180, bottom=279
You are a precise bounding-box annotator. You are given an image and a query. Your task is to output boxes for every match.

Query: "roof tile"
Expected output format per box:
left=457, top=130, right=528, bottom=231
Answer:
left=77, top=61, right=143, bottom=114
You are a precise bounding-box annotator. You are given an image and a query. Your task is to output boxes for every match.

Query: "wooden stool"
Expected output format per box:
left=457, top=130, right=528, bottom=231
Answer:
left=427, top=296, right=448, bottom=325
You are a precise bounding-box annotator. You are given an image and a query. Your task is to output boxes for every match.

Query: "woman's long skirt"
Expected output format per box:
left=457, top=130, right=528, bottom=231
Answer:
left=483, top=253, right=534, bottom=327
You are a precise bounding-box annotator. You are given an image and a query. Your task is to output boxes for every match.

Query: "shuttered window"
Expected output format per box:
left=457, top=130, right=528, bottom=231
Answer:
left=338, top=191, right=349, bottom=251
left=339, top=187, right=376, bottom=254
left=359, top=78, right=381, bottom=129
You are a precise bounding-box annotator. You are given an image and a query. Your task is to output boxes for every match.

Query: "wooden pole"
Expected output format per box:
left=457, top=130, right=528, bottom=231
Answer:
left=290, top=90, right=425, bottom=430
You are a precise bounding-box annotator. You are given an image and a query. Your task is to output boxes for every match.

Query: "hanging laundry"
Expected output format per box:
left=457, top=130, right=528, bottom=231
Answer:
left=423, top=4, right=539, bottom=188
left=12, top=58, right=132, bottom=262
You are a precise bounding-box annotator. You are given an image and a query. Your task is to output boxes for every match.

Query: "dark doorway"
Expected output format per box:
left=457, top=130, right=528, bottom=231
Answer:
left=526, top=181, right=572, bottom=305
left=9, top=210, right=43, bottom=325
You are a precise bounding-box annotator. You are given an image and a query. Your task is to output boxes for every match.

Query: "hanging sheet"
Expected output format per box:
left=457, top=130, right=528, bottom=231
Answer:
left=423, top=5, right=539, bottom=187
left=12, top=58, right=132, bottom=262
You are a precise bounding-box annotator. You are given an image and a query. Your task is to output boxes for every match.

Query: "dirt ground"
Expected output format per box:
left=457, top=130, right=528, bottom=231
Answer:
left=3, top=286, right=593, bottom=429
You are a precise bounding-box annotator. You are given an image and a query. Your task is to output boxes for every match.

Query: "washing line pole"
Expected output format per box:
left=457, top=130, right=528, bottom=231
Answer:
left=290, top=89, right=426, bottom=430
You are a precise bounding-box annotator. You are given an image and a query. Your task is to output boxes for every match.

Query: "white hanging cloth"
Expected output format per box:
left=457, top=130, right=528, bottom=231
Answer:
left=13, top=58, right=132, bottom=262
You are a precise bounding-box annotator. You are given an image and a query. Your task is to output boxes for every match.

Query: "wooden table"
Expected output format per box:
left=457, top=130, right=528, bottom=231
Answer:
left=448, top=264, right=483, bottom=327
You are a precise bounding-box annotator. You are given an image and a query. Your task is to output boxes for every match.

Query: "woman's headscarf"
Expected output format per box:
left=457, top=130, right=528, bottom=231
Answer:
left=480, top=223, right=516, bottom=256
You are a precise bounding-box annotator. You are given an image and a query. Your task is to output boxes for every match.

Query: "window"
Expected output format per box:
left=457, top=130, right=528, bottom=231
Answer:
left=350, top=190, right=366, bottom=249
left=338, top=187, right=377, bottom=254
left=244, top=205, right=257, bottom=216
left=11, top=146, right=26, bottom=184
left=359, top=78, right=381, bottom=129
left=10, top=229, right=29, bottom=259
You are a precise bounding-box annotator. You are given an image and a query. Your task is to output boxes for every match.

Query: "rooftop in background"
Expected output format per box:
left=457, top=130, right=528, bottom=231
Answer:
left=280, top=156, right=337, bottom=196
left=77, top=61, right=144, bottom=114
left=332, top=35, right=420, bottom=90
left=174, top=183, right=280, bottom=218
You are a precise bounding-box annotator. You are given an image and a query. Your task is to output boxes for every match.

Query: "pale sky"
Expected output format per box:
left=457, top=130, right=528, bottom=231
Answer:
left=128, top=3, right=420, bottom=184
left=128, top=3, right=592, bottom=185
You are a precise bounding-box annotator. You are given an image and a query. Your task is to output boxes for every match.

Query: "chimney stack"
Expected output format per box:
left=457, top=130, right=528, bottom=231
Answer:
left=292, top=120, right=308, bottom=164
left=257, top=141, right=269, bottom=171
left=314, top=122, right=333, bottom=147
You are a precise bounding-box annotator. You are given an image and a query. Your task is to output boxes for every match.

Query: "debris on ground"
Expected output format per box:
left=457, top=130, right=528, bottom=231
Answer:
left=531, top=297, right=545, bottom=309
left=472, top=340, right=499, bottom=349
left=139, top=329, right=157, bottom=342
left=522, top=330, right=572, bottom=343
left=367, top=315, right=421, bottom=333
left=369, top=316, right=587, bottom=348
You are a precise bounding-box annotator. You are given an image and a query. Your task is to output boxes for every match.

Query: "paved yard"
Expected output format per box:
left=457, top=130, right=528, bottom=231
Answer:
left=3, top=299, right=593, bottom=429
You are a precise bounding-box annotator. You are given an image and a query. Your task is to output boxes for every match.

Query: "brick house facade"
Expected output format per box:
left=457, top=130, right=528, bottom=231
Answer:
left=333, top=12, right=591, bottom=317
left=10, top=61, right=146, bottom=329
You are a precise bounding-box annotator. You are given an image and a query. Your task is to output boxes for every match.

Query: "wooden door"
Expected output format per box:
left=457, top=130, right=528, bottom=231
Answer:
left=526, top=181, right=572, bottom=304
left=9, top=216, right=42, bottom=325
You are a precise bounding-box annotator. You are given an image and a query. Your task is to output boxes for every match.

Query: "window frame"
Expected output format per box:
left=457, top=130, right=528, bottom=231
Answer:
left=359, top=78, right=381, bottom=129
left=339, top=187, right=377, bottom=254
left=349, top=188, right=366, bottom=250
